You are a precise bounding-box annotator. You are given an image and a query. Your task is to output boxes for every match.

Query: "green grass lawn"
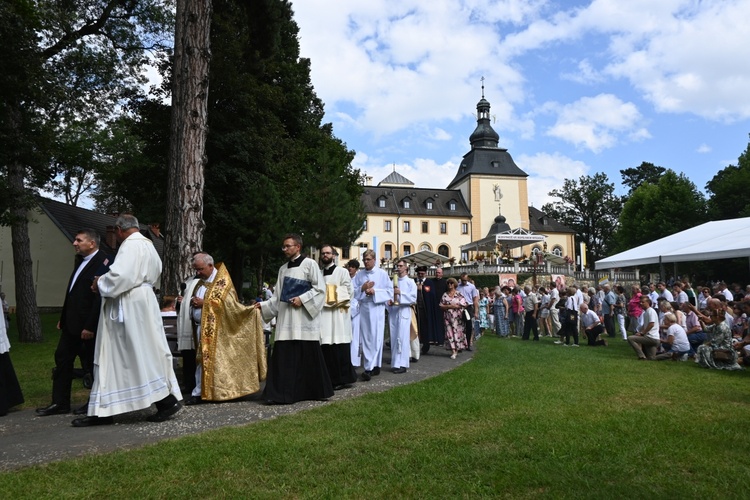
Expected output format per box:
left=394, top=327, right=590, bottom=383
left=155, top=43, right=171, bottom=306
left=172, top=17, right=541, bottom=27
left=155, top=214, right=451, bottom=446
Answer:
left=3, top=318, right=750, bottom=498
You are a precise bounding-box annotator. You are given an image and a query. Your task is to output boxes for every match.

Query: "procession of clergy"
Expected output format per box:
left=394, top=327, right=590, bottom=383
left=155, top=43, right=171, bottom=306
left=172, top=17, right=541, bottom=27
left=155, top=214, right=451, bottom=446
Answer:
left=176, top=235, right=447, bottom=409
left=30, top=222, right=450, bottom=427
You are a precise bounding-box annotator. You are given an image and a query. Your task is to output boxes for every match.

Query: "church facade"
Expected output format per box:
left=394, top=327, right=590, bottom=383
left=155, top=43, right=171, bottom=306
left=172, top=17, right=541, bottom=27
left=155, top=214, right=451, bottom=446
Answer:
left=338, top=94, right=576, bottom=265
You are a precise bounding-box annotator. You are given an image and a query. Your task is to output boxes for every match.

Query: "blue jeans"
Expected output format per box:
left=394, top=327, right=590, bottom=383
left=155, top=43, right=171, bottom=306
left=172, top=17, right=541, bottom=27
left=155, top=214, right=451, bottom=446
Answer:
left=687, top=332, right=707, bottom=355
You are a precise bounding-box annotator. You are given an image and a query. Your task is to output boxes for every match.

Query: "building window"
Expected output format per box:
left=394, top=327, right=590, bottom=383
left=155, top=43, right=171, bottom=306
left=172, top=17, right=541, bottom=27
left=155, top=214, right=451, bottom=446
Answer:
left=363, top=219, right=367, bottom=231
left=384, top=220, right=392, bottom=232
left=403, top=221, right=411, bottom=233
left=342, top=247, right=350, bottom=259
left=378, top=197, right=386, bottom=208
left=440, top=222, right=447, bottom=234
left=461, top=222, right=468, bottom=234
left=421, top=221, right=428, bottom=233
left=384, top=244, right=393, bottom=260
left=449, top=201, right=456, bottom=211
left=461, top=251, right=468, bottom=262
left=420, top=243, right=431, bottom=251
left=426, top=200, right=433, bottom=210
left=403, top=244, right=411, bottom=255
left=552, top=245, right=563, bottom=257
left=403, top=198, right=411, bottom=209
left=531, top=245, right=541, bottom=255
left=438, top=244, right=449, bottom=257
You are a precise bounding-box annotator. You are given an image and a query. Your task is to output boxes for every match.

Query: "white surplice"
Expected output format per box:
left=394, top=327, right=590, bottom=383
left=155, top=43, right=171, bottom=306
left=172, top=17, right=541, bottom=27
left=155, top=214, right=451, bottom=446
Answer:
left=320, top=266, right=353, bottom=345
left=89, top=232, right=182, bottom=417
left=260, top=257, right=325, bottom=340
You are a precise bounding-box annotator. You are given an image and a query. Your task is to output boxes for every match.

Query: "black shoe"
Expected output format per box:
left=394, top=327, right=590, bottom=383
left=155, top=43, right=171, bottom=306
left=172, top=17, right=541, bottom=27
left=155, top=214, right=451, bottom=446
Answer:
left=371, top=367, right=381, bottom=376
left=360, top=370, right=372, bottom=381
left=147, top=402, right=182, bottom=422
left=71, top=415, right=113, bottom=427
left=409, top=357, right=418, bottom=363
left=466, top=346, right=473, bottom=351
left=36, top=403, right=71, bottom=417
left=184, top=396, right=203, bottom=406
left=392, top=367, right=407, bottom=374
left=73, top=403, right=89, bottom=415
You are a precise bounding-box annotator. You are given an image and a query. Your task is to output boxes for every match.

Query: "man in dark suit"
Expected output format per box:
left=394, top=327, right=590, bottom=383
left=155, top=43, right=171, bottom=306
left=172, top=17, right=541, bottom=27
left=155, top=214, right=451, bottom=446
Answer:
left=36, top=228, right=110, bottom=417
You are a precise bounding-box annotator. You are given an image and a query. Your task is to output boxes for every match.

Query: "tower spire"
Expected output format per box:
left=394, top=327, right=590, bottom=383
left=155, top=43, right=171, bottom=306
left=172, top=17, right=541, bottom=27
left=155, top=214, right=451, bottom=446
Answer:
left=481, top=76, right=485, bottom=99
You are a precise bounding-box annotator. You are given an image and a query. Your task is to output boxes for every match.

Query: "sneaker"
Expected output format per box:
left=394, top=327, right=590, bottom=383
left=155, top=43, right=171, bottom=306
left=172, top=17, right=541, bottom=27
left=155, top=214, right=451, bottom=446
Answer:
left=571, top=344, right=580, bottom=347
left=679, top=353, right=688, bottom=361
left=554, top=340, right=563, bottom=345
left=562, top=343, right=570, bottom=347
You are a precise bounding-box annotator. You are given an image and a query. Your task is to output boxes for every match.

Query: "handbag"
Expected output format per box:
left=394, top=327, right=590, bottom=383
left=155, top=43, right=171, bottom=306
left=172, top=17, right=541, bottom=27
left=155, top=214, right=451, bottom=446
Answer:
left=712, top=349, right=733, bottom=362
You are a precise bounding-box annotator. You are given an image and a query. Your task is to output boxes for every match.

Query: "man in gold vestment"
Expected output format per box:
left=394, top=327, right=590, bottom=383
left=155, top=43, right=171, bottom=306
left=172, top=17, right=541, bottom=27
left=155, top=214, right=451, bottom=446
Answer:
left=177, top=253, right=266, bottom=404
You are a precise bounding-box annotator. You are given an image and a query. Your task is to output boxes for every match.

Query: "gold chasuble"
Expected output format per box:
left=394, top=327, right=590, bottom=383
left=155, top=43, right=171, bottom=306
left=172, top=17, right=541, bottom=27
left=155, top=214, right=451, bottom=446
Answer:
left=200, top=263, right=267, bottom=401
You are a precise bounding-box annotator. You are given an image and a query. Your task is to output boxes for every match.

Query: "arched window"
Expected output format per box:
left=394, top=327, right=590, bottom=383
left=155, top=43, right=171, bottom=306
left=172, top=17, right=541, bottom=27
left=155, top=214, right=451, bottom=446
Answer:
left=420, top=243, right=431, bottom=251
left=531, top=245, right=542, bottom=255
left=552, top=245, right=563, bottom=257
left=438, top=244, right=449, bottom=257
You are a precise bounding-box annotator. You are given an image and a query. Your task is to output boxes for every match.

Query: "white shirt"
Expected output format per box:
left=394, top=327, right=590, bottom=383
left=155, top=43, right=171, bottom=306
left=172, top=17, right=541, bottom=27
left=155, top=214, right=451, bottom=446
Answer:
left=639, top=307, right=660, bottom=340
left=70, top=250, right=99, bottom=292
left=659, top=289, right=674, bottom=302
left=581, top=309, right=600, bottom=328
left=666, top=323, right=690, bottom=352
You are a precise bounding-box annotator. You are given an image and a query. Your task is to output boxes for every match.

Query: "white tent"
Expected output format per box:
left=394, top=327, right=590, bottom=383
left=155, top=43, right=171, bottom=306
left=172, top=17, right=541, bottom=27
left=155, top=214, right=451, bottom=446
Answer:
left=596, top=217, right=750, bottom=269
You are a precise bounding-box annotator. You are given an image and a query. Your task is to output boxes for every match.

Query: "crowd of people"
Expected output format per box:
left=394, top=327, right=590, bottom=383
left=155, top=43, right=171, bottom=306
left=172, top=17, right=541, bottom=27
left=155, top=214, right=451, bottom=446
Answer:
left=3, top=224, right=749, bottom=420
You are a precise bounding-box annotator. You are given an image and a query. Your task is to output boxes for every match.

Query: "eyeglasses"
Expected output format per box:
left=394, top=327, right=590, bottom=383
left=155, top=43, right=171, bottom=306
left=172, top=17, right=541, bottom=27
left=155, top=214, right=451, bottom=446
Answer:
left=281, top=244, right=299, bottom=250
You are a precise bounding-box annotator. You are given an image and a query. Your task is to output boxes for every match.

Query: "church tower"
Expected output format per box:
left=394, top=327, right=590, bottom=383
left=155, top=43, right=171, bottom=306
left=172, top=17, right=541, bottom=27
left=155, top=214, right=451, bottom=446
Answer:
left=446, top=87, right=530, bottom=242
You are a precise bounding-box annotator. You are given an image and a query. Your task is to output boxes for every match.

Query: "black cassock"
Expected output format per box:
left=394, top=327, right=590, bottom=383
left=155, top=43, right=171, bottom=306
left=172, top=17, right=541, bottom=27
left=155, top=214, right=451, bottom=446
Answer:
left=418, top=277, right=447, bottom=353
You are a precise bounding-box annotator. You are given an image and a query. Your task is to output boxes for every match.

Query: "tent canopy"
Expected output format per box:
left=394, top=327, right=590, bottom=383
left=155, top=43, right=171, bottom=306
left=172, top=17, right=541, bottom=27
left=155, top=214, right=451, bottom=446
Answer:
left=401, top=249, right=448, bottom=268
left=461, top=227, right=545, bottom=253
left=596, top=217, right=750, bottom=269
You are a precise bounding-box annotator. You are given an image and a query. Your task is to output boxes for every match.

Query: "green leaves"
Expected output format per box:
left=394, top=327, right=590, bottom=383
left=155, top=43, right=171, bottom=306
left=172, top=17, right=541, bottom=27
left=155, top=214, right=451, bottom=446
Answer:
left=542, top=172, right=622, bottom=266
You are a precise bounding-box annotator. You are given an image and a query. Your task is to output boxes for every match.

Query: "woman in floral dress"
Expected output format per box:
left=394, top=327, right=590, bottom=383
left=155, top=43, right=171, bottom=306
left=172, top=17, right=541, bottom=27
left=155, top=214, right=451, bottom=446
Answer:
left=441, top=278, right=469, bottom=359
left=695, top=306, right=742, bottom=370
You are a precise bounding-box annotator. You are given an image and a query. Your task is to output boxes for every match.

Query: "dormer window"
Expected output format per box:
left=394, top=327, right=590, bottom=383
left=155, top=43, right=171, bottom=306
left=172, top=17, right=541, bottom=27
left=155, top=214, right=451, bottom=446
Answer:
left=449, top=200, right=457, bottom=211
left=426, top=200, right=433, bottom=210
left=377, top=196, right=386, bottom=208
left=402, top=197, right=411, bottom=209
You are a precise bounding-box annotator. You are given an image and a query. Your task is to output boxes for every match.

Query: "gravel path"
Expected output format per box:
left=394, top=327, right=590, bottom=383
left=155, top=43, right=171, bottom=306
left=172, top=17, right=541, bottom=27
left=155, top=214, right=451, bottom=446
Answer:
left=0, top=346, right=474, bottom=470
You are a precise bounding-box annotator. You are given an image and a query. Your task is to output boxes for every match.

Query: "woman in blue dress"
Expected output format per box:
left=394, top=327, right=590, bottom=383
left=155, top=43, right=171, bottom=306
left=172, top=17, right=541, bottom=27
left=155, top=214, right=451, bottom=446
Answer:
left=493, top=286, right=511, bottom=337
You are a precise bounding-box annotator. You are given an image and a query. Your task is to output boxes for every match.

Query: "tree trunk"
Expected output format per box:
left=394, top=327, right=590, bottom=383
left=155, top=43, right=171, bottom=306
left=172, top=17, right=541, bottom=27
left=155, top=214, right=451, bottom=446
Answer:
left=163, top=0, right=213, bottom=295
left=8, top=161, right=43, bottom=343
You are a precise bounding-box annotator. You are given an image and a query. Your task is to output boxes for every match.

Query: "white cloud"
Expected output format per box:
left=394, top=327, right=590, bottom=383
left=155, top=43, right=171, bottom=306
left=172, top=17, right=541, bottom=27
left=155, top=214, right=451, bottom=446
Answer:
left=518, top=152, right=591, bottom=207
left=545, top=94, right=646, bottom=152
left=431, top=128, right=452, bottom=141
left=696, top=143, right=711, bottom=154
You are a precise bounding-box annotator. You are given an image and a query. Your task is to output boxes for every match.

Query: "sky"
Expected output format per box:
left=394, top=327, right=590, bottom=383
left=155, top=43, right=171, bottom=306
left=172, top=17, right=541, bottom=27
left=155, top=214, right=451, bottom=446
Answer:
left=291, top=0, right=750, bottom=208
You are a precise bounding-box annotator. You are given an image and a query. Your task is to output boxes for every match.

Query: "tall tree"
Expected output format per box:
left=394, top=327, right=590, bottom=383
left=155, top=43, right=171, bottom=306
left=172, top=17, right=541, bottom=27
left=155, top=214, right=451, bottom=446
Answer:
left=541, top=173, right=622, bottom=268
left=0, top=0, right=173, bottom=342
left=163, top=0, right=213, bottom=294
left=620, top=162, right=666, bottom=197
left=614, top=169, right=707, bottom=252
left=705, top=136, right=750, bottom=220
left=203, top=0, right=363, bottom=289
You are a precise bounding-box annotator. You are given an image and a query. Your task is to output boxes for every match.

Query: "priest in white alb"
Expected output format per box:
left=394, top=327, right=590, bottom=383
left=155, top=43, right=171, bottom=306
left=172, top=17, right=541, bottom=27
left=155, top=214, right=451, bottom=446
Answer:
left=73, top=215, right=182, bottom=427
left=351, top=249, right=393, bottom=381
left=388, top=259, right=417, bottom=374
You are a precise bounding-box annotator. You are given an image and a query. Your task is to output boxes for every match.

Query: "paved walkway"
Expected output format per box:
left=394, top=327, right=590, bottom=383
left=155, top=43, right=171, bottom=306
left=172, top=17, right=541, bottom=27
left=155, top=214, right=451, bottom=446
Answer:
left=0, top=346, right=474, bottom=470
